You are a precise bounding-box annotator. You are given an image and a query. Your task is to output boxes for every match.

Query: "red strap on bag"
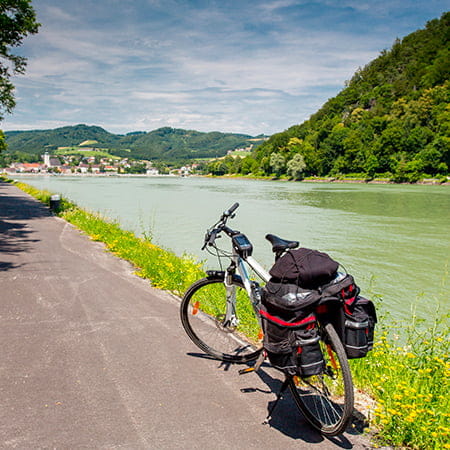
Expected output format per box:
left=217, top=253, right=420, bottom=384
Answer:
left=260, top=310, right=315, bottom=327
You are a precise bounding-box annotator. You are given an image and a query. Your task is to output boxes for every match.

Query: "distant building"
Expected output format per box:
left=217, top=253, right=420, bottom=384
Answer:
left=12, top=163, right=44, bottom=173
left=78, top=164, right=90, bottom=173
left=42, top=152, right=61, bottom=168
left=43, top=152, right=51, bottom=167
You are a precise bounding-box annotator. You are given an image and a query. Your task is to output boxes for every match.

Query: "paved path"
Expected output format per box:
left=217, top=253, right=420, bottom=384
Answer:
left=0, top=181, right=372, bottom=449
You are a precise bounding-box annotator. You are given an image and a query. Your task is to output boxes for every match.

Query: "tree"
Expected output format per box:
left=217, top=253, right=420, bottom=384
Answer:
left=269, top=152, right=285, bottom=177
left=0, top=130, right=6, bottom=152
left=286, top=153, right=306, bottom=180
left=0, top=0, right=40, bottom=123
left=239, top=155, right=258, bottom=175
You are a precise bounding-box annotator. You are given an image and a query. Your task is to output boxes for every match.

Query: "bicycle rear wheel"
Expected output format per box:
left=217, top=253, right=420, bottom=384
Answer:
left=289, top=322, right=354, bottom=436
left=180, top=275, right=263, bottom=363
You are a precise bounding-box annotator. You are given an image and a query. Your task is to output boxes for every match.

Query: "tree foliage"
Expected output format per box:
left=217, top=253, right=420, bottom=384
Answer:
left=0, top=0, right=40, bottom=121
left=287, top=153, right=306, bottom=180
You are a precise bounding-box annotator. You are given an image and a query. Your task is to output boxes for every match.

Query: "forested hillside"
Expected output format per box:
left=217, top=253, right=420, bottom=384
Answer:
left=4, top=124, right=257, bottom=161
left=223, top=12, right=450, bottom=182
left=5, top=125, right=120, bottom=152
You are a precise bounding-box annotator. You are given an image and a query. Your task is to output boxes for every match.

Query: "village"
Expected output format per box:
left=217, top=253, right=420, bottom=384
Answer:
left=0, top=142, right=254, bottom=177
left=0, top=151, right=200, bottom=177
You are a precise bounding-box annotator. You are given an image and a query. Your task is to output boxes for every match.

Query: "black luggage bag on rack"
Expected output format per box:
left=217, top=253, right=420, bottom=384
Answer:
left=263, top=248, right=377, bottom=364
left=261, top=281, right=325, bottom=377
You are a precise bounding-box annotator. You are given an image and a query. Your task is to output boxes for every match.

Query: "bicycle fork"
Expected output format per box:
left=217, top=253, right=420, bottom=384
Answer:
left=223, top=267, right=239, bottom=328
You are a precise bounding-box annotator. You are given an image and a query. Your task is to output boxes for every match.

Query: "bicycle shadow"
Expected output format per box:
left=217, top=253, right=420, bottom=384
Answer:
left=186, top=352, right=252, bottom=373
left=240, top=365, right=367, bottom=448
left=185, top=352, right=368, bottom=447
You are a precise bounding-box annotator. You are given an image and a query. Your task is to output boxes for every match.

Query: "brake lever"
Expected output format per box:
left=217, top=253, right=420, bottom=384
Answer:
left=202, top=228, right=221, bottom=250
left=208, top=229, right=220, bottom=246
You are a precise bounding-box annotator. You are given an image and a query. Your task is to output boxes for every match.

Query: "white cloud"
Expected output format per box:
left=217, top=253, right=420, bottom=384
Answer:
left=2, top=0, right=447, bottom=135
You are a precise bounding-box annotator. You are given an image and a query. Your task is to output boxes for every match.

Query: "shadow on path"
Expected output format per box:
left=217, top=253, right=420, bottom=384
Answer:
left=0, top=182, right=50, bottom=271
left=185, top=351, right=367, bottom=448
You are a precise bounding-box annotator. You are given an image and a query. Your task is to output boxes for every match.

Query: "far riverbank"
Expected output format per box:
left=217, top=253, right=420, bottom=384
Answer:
left=4, top=170, right=450, bottom=185
left=211, top=173, right=450, bottom=185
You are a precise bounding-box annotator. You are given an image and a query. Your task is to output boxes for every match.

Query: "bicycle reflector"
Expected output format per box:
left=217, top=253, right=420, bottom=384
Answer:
left=232, top=233, right=253, bottom=257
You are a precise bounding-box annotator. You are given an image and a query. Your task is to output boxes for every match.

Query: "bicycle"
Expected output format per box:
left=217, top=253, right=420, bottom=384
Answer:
left=180, top=203, right=354, bottom=436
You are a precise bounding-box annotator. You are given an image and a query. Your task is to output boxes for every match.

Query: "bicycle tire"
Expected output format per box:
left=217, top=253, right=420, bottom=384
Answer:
left=180, top=275, right=263, bottom=363
left=289, top=322, right=354, bottom=436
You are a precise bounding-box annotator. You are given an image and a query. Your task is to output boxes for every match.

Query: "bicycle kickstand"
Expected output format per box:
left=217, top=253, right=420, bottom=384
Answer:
left=262, top=376, right=290, bottom=425
left=238, top=350, right=266, bottom=375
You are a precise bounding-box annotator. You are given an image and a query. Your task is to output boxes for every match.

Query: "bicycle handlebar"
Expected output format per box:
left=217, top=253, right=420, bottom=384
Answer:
left=223, top=202, right=239, bottom=218
left=202, top=203, right=240, bottom=249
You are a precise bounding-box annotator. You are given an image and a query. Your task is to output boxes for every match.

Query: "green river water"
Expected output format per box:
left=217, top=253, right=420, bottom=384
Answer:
left=15, top=175, right=450, bottom=322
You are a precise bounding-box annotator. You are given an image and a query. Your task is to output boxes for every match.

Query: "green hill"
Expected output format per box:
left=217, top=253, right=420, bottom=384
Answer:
left=246, top=12, right=450, bottom=182
left=4, top=124, right=257, bottom=161
left=116, top=127, right=255, bottom=160
left=5, top=124, right=120, bottom=153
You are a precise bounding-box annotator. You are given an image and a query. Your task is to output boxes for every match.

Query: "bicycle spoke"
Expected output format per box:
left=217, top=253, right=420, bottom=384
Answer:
left=289, top=323, right=353, bottom=436
left=181, top=276, right=262, bottom=362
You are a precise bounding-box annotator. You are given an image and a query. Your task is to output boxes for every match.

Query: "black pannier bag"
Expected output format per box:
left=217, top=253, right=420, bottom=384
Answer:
left=261, top=282, right=325, bottom=377
left=319, top=273, right=377, bottom=359
left=318, top=272, right=358, bottom=303
left=342, top=295, right=377, bottom=359
left=269, top=248, right=339, bottom=289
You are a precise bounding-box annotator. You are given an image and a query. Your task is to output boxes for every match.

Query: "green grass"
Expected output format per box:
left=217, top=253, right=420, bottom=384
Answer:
left=54, top=148, right=120, bottom=159
left=7, top=176, right=450, bottom=449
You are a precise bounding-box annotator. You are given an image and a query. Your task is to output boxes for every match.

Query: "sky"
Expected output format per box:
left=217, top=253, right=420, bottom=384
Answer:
left=1, top=0, right=449, bottom=136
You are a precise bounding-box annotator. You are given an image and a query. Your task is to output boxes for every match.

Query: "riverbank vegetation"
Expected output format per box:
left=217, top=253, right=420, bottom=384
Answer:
left=7, top=177, right=449, bottom=449
left=351, top=305, right=449, bottom=449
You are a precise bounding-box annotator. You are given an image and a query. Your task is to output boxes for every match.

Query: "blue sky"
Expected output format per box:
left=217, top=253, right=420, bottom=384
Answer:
left=1, top=0, right=448, bottom=135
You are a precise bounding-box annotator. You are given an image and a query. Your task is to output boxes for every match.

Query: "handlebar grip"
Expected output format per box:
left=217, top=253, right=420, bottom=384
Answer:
left=224, top=202, right=239, bottom=217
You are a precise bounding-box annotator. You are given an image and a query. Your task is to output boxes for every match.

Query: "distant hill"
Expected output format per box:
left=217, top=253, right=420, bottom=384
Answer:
left=5, top=124, right=120, bottom=153
left=4, top=124, right=263, bottom=161
left=244, top=12, right=449, bottom=182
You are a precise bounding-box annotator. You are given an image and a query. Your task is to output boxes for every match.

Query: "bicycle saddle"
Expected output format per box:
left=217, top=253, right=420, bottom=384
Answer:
left=265, top=234, right=299, bottom=253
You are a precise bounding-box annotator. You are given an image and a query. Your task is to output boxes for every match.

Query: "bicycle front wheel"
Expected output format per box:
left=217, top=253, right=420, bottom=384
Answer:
left=289, top=322, right=354, bottom=436
left=180, top=275, right=263, bottom=363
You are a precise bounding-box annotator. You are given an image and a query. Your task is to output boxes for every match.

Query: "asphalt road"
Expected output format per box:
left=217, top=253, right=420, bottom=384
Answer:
left=0, top=181, right=372, bottom=449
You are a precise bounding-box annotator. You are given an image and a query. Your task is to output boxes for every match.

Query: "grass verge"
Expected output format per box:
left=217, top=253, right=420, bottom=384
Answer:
left=351, top=306, right=449, bottom=449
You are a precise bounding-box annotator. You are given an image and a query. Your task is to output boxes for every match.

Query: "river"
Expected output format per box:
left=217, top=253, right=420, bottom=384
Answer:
left=14, top=175, right=450, bottom=322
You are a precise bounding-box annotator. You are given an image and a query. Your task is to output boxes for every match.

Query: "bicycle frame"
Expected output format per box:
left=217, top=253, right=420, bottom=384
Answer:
left=222, top=246, right=271, bottom=329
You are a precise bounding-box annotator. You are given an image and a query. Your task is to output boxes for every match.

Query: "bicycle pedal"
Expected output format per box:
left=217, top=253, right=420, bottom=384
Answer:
left=238, top=367, right=255, bottom=375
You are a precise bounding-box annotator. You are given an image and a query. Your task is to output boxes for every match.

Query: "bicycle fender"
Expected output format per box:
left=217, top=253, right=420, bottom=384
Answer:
left=205, top=270, right=243, bottom=284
